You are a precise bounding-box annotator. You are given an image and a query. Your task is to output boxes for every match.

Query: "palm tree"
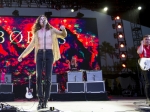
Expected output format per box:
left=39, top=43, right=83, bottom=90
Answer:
left=127, top=46, right=139, bottom=73
left=99, top=41, right=111, bottom=67
left=99, top=41, right=117, bottom=73
left=127, top=47, right=138, bottom=58
left=107, top=45, right=116, bottom=65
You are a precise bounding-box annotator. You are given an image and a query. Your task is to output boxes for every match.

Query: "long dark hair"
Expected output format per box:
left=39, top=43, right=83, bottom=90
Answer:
left=32, top=15, right=52, bottom=33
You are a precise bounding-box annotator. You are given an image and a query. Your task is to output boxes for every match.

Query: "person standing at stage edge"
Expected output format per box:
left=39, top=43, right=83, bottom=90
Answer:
left=18, top=15, right=67, bottom=110
left=137, top=35, right=150, bottom=105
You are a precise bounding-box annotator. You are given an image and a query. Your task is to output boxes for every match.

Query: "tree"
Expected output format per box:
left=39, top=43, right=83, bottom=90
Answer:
left=99, top=41, right=117, bottom=73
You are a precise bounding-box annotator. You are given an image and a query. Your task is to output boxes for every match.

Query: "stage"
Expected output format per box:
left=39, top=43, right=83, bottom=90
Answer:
left=0, top=97, right=147, bottom=112
left=0, top=92, right=108, bottom=101
left=50, top=93, right=108, bottom=101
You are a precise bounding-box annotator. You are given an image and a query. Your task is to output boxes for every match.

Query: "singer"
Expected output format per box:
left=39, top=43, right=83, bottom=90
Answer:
left=18, top=15, right=67, bottom=110
left=137, top=35, right=150, bottom=105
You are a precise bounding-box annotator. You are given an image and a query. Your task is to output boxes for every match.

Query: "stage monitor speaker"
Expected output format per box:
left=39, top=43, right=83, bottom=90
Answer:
left=85, top=81, right=105, bottom=93
left=67, top=82, right=85, bottom=93
left=67, top=71, right=83, bottom=82
left=0, top=83, right=13, bottom=93
left=52, top=74, right=57, bottom=83
left=51, top=83, right=58, bottom=93
left=86, top=70, right=103, bottom=81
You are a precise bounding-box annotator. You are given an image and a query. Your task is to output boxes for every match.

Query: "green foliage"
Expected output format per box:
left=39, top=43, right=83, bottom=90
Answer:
left=99, top=41, right=138, bottom=74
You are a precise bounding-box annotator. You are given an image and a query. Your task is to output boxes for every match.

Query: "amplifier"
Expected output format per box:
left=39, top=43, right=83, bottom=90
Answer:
left=51, top=83, right=58, bottom=93
left=85, top=81, right=105, bottom=93
left=51, top=74, right=57, bottom=83
left=5, top=73, right=12, bottom=83
left=67, top=71, right=83, bottom=82
left=67, top=82, right=85, bottom=93
left=0, top=83, right=13, bottom=93
left=86, top=70, right=103, bottom=81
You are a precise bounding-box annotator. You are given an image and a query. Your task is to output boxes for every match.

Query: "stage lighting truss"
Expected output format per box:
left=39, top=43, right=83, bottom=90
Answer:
left=71, top=6, right=78, bottom=12
left=115, top=43, right=118, bottom=49
left=121, top=53, right=126, bottom=58
left=17, top=0, right=22, bottom=7
left=76, top=12, right=84, bottom=18
left=55, top=4, right=61, bottom=10
left=118, top=32, right=123, bottom=38
left=112, top=17, right=128, bottom=68
left=114, top=32, right=124, bottom=39
left=5, top=0, right=23, bottom=7
left=122, top=62, right=126, bottom=68
left=117, top=23, right=122, bottom=28
left=115, top=51, right=127, bottom=59
left=114, top=33, right=117, bottom=38
left=112, top=24, right=116, bottom=29
left=44, top=11, right=52, bottom=18
left=115, top=41, right=126, bottom=49
left=119, top=41, right=126, bottom=48
left=116, top=16, right=120, bottom=20
left=112, top=22, right=122, bottom=29
left=120, top=51, right=127, bottom=58
left=12, top=10, right=19, bottom=16
left=111, top=16, right=120, bottom=20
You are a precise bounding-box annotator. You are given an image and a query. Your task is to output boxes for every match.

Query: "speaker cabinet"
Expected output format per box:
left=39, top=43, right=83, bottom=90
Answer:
left=0, top=83, right=13, bottom=93
left=51, top=83, right=58, bottom=93
left=86, top=70, right=103, bottom=81
left=67, top=71, right=83, bottom=82
left=85, top=81, right=105, bottom=93
left=67, top=82, right=85, bottom=93
left=52, top=74, right=57, bottom=83
left=5, top=73, right=12, bottom=83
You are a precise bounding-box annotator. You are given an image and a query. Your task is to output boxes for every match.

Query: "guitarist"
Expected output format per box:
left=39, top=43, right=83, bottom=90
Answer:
left=137, top=35, right=150, bottom=105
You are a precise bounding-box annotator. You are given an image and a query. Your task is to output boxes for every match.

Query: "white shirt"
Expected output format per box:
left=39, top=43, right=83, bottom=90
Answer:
left=37, top=29, right=52, bottom=49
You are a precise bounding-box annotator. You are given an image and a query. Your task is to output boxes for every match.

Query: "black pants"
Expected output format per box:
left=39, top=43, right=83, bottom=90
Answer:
left=142, top=70, right=150, bottom=99
left=36, top=49, right=53, bottom=101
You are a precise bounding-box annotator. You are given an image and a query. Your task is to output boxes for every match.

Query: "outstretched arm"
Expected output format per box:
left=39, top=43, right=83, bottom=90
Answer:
left=18, top=35, right=35, bottom=62
left=53, top=25, right=67, bottom=39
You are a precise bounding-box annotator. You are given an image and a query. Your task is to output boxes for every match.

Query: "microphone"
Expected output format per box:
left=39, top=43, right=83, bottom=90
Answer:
left=43, top=20, right=46, bottom=26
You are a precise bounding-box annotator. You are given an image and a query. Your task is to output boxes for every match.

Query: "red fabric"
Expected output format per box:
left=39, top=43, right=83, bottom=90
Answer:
left=139, top=45, right=150, bottom=58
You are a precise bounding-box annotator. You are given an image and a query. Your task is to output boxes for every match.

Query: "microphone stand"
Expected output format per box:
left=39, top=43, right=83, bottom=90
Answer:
left=42, top=24, right=46, bottom=94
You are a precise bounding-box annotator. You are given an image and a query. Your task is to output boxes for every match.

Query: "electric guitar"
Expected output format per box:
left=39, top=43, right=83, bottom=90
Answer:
left=25, top=75, right=33, bottom=99
left=138, top=58, right=150, bottom=71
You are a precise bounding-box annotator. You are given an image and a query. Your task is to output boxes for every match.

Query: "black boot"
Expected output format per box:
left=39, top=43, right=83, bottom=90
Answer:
left=42, top=100, right=48, bottom=108
left=37, top=98, right=43, bottom=110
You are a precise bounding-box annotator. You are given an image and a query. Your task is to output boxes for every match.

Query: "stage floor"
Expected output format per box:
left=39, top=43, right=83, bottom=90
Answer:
left=1, top=97, right=148, bottom=112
